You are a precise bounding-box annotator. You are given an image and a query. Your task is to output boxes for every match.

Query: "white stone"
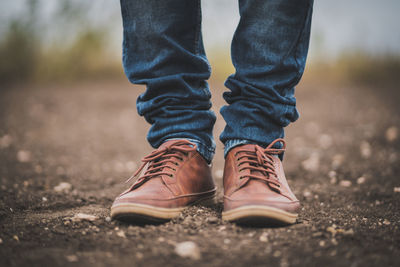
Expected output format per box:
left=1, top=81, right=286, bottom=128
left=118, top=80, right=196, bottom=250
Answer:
left=70, top=213, right=98, bottom=222
left=385, top=126, right=398, bottom=142
left=66, top=255, right=78, bottom=262
left=328, top=170, right=337, bottom=178
left=360, top=141, right=372, bottom=159
left=394, top=187, right=400, bottom=193
left=339, top=180, right=352, bottom=187
left=357, top=176, right=366, bottom=184
left=116, top=230, right=126, bottom=238
left=259, top=232, right=269, bottom=242
left=54, top=182, right=72, bottom=193
left=331, top=154, right=345, bottom=169
left=17, top=150, right=31, bottom=162
left=175, top=241, right=201, bottom=260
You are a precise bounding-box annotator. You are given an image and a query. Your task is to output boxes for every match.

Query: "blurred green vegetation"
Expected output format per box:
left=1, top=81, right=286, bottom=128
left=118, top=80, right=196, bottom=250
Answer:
left=0, top=0, right=123, bottom=85
left=1, top=1, right=399, bottom=87
left=303, top=52, right=400, bottom=87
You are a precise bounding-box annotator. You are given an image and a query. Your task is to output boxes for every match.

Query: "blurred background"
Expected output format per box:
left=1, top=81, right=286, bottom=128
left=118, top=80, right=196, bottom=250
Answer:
left=1, top=1, right=400, bottom=266
left=1, top=0, right=400, bottom=85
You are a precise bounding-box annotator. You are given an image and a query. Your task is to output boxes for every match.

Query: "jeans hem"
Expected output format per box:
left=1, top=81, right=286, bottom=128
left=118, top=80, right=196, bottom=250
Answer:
left=165, top=138, right=215, bottom=164
left=223, top=138, right=285, bottom=160
left=223, top=139, right=257, bottom=158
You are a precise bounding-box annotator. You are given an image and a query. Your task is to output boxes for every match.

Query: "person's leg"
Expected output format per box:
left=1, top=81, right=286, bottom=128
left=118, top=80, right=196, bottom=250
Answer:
left=121, top=0, right=216, bottom=163
left=221, top=0, right=314, bottom=225
left=112, top=0, right=216, bottom=223
left=220, top=0, right=313, bottom=155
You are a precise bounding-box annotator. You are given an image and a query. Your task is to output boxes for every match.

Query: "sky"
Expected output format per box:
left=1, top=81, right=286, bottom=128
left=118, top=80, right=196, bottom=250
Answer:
left=1, top=0, right=400, bottom=60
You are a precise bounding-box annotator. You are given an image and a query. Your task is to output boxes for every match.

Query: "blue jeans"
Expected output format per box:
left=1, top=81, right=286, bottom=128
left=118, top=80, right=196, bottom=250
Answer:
left=120, top=0, right=313, bottom=163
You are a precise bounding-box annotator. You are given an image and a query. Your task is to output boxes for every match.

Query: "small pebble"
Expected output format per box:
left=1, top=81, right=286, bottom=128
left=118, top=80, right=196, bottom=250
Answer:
left=175, top=241, right=201, bottom=260
left=70, top=213, right=98, bottom=222
left=0, top=238, right=3, bottom=244
left=105, top=216, right=112, bottom=222
left=360, top=141, right=372, bottom=159
left=331, top=154, right=345, bottom=169
left=116, top=230, right=126, bottom=238
left=66, top=255, right=78, bottom=262
left=207, top=216, right=218, bottom=224
left=312, top=232, right=323, bottom=238
left=383, top=219, right=391, bottom=225
left=42, top=197, right=48, bottom=202
left=259, top=232, right=268, bottom=242
left=385, top=126, right=398, bottom=142
left=54, top=182, right=72, bottom=193
left=273, top=250, right=282, bottom=258
left=326, top=226, right=337, bottom=236
left=356, top=176, right=366, bottom=184
left=135, top=252, right=144, bottom=260
left=13, top=235, right=19, bottom=242
left=17, top=150, right=31, bottom=162
left=303, top=191, right=312, bottom=198
left=339, top=180, right=352, bottom=187
left=319, top=240, right=326, bottom=247
left=394, top=187, right=400, bottom=193
left=342, top=229, right=354, bottom=235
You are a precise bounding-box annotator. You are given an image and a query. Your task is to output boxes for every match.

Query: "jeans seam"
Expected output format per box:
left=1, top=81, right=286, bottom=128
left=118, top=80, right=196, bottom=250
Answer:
left=194, top=0, right=201, bottom=55
left=293, top=2, right=313, bottom=82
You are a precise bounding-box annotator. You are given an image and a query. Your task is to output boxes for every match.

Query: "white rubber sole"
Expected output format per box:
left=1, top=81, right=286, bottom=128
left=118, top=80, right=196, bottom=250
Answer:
left=111, top=195, right=216, bottom=223
left=222, top=205, right=298, bottom=225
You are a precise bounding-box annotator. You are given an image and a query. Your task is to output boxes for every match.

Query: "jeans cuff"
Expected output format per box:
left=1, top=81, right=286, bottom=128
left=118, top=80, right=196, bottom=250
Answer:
left=165, top=138, right=215, bottom=164
left=223, top=139, right=256, bottom=158
left=223, top=139, right=284, bottom=160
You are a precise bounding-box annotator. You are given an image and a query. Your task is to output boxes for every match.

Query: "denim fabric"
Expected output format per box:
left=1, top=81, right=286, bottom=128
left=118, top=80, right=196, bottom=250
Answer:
left=120, top=0, right=313, bottom=163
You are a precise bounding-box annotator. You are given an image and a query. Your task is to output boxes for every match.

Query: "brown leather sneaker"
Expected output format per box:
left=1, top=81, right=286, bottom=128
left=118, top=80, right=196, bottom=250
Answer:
left=111, top=139, right=216, bottom=223
left=222, top=139, right=300, bottom=226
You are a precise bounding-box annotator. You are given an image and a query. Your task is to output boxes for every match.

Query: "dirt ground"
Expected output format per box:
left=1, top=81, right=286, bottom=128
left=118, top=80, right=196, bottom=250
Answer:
left=0, top=79, right=399, bottom=267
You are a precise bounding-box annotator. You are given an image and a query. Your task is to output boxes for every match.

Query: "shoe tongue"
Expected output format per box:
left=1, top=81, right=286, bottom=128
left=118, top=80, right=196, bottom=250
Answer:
left=159, top=140, right=177, bottom=149
left=238, top=144, right=261, bottom=150
left=159, top=139, right=193, bottom=149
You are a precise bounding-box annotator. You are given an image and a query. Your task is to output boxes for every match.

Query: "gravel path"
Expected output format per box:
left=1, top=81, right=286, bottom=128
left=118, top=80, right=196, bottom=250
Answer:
left=0, top=80, right=399, bottom=267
